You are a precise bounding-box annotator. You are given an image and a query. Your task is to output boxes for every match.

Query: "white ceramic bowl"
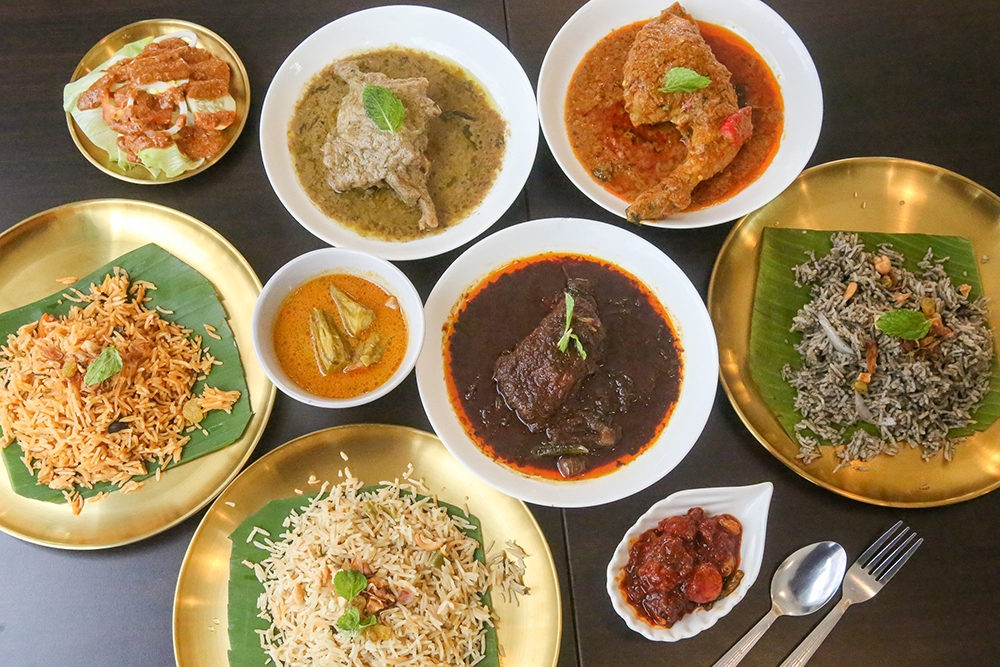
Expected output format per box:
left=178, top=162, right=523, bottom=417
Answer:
left=537, top=0, right=823, bottom=228
left=606, top=483, right=773, bottom=641
left=260, top=5, right=539, bottom=260
left=252, top=248, right=425, bottom=408
left=415, top=218, right=719, bottom=507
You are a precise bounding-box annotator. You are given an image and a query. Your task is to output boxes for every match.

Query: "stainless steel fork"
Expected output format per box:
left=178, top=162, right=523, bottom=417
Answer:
left=778, top=521, right=923, bottom=667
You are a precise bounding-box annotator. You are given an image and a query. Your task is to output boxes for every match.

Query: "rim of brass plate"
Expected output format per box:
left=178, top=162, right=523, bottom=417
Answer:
left=172, top=423, right=562, bottom=667
left=0, top=198, right=275, bottom=548
left=709, top=156, right=1000, bottom=508
left=65, top=18, right=250, bottom=184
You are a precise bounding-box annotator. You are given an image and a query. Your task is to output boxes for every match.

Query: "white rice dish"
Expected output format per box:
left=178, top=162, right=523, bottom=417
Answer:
left=782, top=232, right=995, bottom=470
left=251, top=468, right=526, bottom=667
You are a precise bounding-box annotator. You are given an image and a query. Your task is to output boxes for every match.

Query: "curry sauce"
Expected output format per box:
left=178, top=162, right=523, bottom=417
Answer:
left=445, top=255, right=683, bottom=480
left=289, top=48, right=507, bottom=241
left=273, top=273, right=407, bottom=399
left=565, top=20, right=783, bottom=211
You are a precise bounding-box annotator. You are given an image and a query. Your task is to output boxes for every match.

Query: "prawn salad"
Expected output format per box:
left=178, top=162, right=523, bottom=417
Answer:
left=228, top=468, right=527, bottom=667
left=63, top=31, right=236, bottom=178
left=752, top=230, right=999, bottom=471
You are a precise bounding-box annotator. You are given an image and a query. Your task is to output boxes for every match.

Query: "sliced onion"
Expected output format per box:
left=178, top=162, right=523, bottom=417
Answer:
left=165, top=100, right=188, bottom=135
left=854, top=392, right=875, bottom=423
left=816, top=312, right=854, bottom=356
left=153, top=30, right=198, bottom=47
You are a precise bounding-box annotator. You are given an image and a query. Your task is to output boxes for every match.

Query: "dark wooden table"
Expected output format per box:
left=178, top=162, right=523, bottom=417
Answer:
left=2, top=1, right=999, bottom=666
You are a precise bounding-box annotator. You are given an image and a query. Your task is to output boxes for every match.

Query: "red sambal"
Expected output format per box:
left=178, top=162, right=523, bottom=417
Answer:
left=621, top=507, right=743, bottom=627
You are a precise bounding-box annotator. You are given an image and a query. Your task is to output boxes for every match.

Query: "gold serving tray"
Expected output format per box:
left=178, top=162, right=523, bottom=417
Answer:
left=173, top=423, right=562, bottom=667
left=0, top=199, right=274, bottom=547
left=710, top=157, right=1000, bottom=507
left=66, top=18, right=250, bottom=184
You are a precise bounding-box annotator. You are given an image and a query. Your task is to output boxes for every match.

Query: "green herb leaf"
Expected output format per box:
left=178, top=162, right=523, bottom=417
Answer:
left=335, top=606, right=378, bottom=638
left=336, top=607, right=362, bottom=636
left=84, top=346, right=122, bottom=385
left=557, top=292, right=575, bottom=353
left=362, top=85, right=405, bottom=133
left=557, top=292, right=588, bottom=359
left=875, top=309, right=932, bottom=340
left=659, top=67, right=711, bottom=93
left=334, top=569, right=367, bottom=601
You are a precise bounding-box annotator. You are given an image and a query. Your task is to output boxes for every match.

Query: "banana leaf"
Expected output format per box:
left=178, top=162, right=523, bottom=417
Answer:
left=749, top=228, right=1000, bottom=448
left=228, top=488, right=499, bottom=667
left=0, top=243, right=251, bottom=502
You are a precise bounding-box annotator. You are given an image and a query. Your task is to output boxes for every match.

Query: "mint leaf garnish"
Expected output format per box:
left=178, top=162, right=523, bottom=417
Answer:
left=84, top=346, right=122, bottom=385
left=875, top=309, right=932, bottom=340
left=363, top=85, right=405, bottom=133
left=334, top=569, right=367, bottom=601
left=659, top=67, right=711, bottom=93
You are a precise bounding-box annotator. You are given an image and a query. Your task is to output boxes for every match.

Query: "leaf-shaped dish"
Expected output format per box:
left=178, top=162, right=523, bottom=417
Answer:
left=606, top=482, right=772, bottom=641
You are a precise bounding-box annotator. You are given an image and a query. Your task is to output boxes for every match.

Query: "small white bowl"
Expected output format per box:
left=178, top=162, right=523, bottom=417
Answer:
left=606, top=482, right=773, bottom=641
left=251, top=248, right=425, bottom=408
left=416, top=218, right=719, bottom=507
left=537, top=0, right=822, bottom=228
left=260, top=5, right=538, bottom=260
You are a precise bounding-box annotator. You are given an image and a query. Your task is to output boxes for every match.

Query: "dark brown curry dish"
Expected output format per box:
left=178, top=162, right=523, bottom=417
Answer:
left=444, top=253, right=683, bottom=480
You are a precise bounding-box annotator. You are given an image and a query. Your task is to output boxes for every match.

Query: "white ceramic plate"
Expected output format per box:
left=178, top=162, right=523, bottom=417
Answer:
left=537, top=0, right=823, bottom=228
left=251, top=248, right=425, bottom=408
left=606, top=483, right=773, bottom=641
left=415, top=218, right=719, bottom=507
left=260, top=5, right=538, bottom=260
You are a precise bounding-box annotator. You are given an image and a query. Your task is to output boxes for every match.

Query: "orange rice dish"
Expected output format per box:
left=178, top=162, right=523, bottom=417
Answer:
left=0, top=270, right=239, bottom=514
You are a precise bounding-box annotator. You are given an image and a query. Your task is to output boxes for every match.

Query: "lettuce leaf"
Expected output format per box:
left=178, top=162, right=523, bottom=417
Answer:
left=63, top=37, right=154, bottom=112
left=138, top=144, right=204, bottom=178
left=63, top=35, right=217, bottom=178
left=69, top=107, right=133, bottom=168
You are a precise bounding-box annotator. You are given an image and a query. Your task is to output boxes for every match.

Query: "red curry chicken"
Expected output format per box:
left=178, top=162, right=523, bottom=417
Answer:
left=565, top=2, right=783, bottom=221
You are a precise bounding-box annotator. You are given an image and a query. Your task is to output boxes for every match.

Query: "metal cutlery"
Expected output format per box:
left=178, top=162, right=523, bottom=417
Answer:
left=778, top=521, right=923, bottom=667
left=711, top=541, right=846, bottom=667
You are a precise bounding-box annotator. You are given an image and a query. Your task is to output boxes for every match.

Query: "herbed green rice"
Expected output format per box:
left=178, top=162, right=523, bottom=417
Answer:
left=782, top=232, right=995, bottom=471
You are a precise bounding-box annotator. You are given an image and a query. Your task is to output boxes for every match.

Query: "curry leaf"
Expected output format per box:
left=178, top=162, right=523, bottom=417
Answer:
left=875, top=309, right=932, bottom=340
left=334, top=569, right=367, bottom=601
left=557, top=292, right=587, bottom=360
left=84, top=346, right=122, bottom=385
left=659, top=67, right=711, bottom=93
left=557, top=293, right=575, bottom=353
left=363, top=85, right=405, bottom=133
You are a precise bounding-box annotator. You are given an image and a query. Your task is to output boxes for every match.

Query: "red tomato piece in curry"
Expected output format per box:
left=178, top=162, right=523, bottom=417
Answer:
left=565, top=20, right=783, bottom=212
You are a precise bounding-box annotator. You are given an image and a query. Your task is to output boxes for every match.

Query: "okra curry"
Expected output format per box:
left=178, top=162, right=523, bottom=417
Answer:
left=272, top=273, right=407, bottom=399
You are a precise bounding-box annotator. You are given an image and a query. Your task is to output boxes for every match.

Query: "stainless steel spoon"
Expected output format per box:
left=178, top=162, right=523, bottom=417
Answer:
left=711, top=541, right=847, bottom=667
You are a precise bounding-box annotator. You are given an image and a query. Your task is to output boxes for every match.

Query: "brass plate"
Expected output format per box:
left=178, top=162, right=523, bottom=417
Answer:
left=173, top=424, right=562, bottom=667
left=709, top=157, right=1000, bottom=507
left=0, top=199, right=274, bottom=547
left=66, top=18, right=250, bottom=184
